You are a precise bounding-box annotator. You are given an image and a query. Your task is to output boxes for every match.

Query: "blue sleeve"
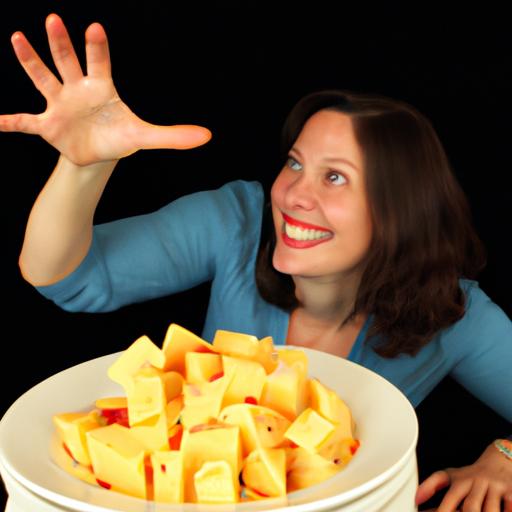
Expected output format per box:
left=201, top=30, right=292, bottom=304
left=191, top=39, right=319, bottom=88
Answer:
left=34, top=180, right=263, bottom=313
left=449, top=283, right=512, bottom=422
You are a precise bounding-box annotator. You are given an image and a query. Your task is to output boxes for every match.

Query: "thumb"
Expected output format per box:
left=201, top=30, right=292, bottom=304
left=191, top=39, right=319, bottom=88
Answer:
left=0, top=113, right=41, bottom=134
left=137, top=123, right=212, bottom=150
left=415, top=469, right=451, bottom=505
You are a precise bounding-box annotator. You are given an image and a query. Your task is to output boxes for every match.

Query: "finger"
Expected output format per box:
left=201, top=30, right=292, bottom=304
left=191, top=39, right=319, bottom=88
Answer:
left=137, top=124, right=212, bottom=150
left=45, top=13, right=84, bottom=83
left=416, top=470, right=451, bottom=505
left=504, top=492, right=512, bottom=512
left=85, top=22, right=111, bottom=78
left=461, top=479, right=488, bottom=512
left=0, top=113, right=41, bottom=134
left=10, top=32, right=62, bottom=100
left=437, top=479, right=472, bottom=512
left=483, top=487, right=501, bottom=512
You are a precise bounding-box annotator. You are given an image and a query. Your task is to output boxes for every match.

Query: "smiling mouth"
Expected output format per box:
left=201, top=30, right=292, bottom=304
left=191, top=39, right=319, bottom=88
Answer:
left=283, top=222, right=332, bottom=241
left=281, top=213, right=333, bottom=242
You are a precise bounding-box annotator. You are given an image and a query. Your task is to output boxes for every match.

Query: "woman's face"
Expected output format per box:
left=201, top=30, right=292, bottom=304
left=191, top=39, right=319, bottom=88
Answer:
left=271, top=110, right=372, bottom=280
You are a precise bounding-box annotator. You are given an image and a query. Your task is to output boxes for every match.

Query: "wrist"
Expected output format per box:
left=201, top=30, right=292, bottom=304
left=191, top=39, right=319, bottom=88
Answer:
left=493, top=439, right=512, bottom=461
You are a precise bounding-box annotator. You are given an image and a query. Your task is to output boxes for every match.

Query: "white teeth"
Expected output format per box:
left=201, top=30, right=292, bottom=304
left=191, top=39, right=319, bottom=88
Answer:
left=284, top=222, right=331, bottom=241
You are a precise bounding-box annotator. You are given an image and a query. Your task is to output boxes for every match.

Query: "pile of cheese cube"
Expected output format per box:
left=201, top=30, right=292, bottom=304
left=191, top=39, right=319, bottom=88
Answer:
left=53, top=324, right=359, bottom=504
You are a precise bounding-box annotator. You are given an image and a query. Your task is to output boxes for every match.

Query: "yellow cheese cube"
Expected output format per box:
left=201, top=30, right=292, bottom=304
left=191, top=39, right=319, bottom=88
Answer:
left=180, top=374, right=232, bottom=430
left=317, top=433, right=359, bottom=466
left=251, top=407, right=292, bottom=451
left=194, top=460, right=237, bottom=504
left=127, top=367, right=166, bottom=426
left=219, top=404, right=290, bottom=458
left=53, top=412, right=100, bottom=466
left=181, top=425, right=242, bottom=503
left=257, top=337, right=279, bottom=374
left=284, top=408, right=335, bottom=453
left=129, top=411, right=168, bottom=451
left=151, top=451, right=184, bottom=503
left=286, top=446, right=341, bottom=492
left=242, top=448, right=286, bottom=497
left=185, top=352, right=223, bottom=384
left=277, top=348, right=308, bottom=376
left=107, top=335, right=164, bottom=393
left=219, top=404, right=257, bottom=457
left=162, top=323, right=214, bottom=374
left=212, top=331, right=278, bottom=374
left=222, top=355, right=266, bottom=407
left=309, top=378, right=354, bottom=438
left=86, top=424, right=147, bottom=499
left=260, top=359, right=308, bottom=421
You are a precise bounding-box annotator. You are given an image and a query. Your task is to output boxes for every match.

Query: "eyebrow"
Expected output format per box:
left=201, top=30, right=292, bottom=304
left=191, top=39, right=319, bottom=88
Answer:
left=290, top=146, right=360, bottom=172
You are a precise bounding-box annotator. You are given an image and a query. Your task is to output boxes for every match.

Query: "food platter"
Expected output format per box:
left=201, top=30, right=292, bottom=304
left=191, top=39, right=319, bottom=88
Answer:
left=0, top=347, right=418, bottom=511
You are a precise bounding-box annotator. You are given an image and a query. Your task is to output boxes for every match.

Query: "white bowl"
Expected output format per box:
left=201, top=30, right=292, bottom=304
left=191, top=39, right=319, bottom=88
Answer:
left=0, top=347, right=418, bottom=511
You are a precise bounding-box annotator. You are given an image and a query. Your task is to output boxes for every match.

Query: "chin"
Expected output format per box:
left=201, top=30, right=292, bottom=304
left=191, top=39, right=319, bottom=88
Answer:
left=272, top=251, right=318, bottom=278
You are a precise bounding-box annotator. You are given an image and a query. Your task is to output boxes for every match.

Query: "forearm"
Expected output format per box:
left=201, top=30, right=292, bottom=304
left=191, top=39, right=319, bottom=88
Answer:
left=18, top=154, right=118, bottom=286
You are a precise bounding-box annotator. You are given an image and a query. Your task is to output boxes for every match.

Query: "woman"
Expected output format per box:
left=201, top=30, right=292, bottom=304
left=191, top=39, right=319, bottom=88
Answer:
left=2, top=13, right=511, bottom=511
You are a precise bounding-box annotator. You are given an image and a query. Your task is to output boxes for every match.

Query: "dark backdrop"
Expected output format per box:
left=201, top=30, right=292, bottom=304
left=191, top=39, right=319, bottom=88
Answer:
left=1, top=3, right=511, bottom=510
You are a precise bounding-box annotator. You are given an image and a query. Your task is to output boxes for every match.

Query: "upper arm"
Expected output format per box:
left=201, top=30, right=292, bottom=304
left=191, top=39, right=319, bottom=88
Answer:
left=35, top=180, right=264, bottom=313
left=450, top=289, right=512, bottom=422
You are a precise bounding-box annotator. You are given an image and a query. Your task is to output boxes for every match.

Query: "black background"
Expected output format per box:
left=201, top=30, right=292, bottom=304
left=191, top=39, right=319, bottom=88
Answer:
left=1, top=3, right=511, bottom=510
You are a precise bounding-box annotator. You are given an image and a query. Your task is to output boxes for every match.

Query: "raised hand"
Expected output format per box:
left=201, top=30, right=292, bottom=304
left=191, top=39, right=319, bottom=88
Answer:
left=0, top=13, right=211, bottom=166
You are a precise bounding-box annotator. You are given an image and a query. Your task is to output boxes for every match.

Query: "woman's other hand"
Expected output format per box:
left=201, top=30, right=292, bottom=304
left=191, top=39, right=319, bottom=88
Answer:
left=416, top=441, right=512, bottom=511
left=0, top=13, right=211, bottom=166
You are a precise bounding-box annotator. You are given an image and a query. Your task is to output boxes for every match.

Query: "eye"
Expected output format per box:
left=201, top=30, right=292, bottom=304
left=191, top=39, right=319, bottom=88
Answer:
left=286, top=156, right=302, bottom=171
left=327, top=171, right=347, bottom=186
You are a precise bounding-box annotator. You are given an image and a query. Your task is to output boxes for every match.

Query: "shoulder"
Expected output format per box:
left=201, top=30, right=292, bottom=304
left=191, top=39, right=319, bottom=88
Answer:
left=215, top=180, right=265, bottom=221
left=449, top=278, right=512, bottom=348
left=159, top=180, right=263, bottom=220
left=460, top=279, right=510, bottom=324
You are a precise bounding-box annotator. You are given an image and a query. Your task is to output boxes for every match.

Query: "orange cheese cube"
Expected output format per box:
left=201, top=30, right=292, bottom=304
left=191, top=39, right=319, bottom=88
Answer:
left=162, top=324, right=214, bottom=374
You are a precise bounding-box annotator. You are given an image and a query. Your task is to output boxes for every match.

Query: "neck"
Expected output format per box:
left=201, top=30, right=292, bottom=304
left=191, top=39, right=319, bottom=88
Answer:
left=292, top=271, right=362, bottom=328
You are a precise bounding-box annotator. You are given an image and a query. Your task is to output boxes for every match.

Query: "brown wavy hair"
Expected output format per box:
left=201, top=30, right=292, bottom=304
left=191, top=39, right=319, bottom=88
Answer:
left=255, top=89, right=487, bottom=358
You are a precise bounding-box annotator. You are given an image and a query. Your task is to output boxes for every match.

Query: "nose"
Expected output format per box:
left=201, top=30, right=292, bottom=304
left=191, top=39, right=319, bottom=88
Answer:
left=283, top=173, right=316, bottom=211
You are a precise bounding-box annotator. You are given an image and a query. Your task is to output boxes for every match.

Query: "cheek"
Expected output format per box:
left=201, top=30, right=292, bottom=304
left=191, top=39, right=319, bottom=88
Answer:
left=270, top=173, right=286, bottom=205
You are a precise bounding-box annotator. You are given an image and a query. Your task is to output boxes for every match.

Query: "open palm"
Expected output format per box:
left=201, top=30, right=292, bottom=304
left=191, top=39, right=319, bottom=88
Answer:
left=0, top=13, right=211, bottom=166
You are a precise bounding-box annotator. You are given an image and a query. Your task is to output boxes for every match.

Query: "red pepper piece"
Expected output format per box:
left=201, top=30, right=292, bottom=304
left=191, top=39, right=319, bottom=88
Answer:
left=350, top=439, right=361, bottom=455
left=244, top=396, right=258, bottom=405
left=101, top=407, right=130, bottom=428
left=209, top=371, right=224, bottom=382
left=62, top=443, right=77, bottom=462
left=252, top=488, right=269, bottom=497
left=96, top=479, right=111, bottom=490
left=169, top=425, right=184, bottom=450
